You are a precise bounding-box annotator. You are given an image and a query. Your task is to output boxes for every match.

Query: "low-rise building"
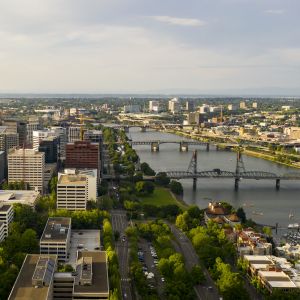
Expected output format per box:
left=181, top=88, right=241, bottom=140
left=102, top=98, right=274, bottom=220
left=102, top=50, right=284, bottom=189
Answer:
left=0, top=222, right=6, bottom=243
left=242, top=255, right=300, bottom=293
left=238, top=228, right=272, bottom=256
left=0, top=190, right=40, bottom=207
left=0, top=203, right=14, bottom=238
left=40, top=217, right=71, bottom=262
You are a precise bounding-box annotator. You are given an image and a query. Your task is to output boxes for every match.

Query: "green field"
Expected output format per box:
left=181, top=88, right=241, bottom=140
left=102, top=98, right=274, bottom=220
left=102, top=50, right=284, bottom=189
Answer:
left=140, top=187, right=187, bottom=210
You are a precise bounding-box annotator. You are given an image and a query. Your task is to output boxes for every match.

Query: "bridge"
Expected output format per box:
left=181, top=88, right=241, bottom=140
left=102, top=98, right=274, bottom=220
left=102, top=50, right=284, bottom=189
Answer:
left=163, top=150, right=300, bottom=190
left=129, top=140, right=210, bottom=152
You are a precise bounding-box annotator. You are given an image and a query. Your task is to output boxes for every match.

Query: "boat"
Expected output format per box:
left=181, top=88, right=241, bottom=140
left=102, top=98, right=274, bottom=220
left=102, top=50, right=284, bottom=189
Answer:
left=252, top=211, right=263, bottom=216
left=288, top=223, right=299, bottom=229
left=289, top=211, right=294, bottom=219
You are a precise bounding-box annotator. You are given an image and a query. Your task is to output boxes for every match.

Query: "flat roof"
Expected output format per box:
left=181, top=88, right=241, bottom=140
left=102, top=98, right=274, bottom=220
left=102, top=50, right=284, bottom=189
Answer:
left=8, top=254, right=57, bottom=300
left=40, top=217, right=71, bottom=243
left=58, top=174, right=87, bottom=185
left=69, top=230, right=100, bottom=267
left=0, top=204, right=13, bottom=212
left=0, top=190, right=39, bottom=206
left=244, top=255, right=272, bottom=263
left=74, top=251, right=109, bottom=296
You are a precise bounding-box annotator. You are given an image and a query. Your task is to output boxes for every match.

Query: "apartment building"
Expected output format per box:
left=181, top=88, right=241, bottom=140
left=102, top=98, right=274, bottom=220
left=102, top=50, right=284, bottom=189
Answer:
left=32, top=129, right=58, bottom=151
left=68, top=126, right=81, bottom=142
left=57, top=169, right=97, bottom=210
left=40, top=217, right=71, bottom=262
left=51, top=126, right=67, bottom=160
left=26, top=116, right=41, bottom=144
left=8, top=148, right=45, bottom=194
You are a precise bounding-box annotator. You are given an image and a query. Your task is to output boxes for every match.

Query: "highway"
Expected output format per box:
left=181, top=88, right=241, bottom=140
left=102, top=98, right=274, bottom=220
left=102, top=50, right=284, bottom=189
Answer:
left=111, top=210, right=133, bottom=300
left=168, top=223, right=220, bottom=300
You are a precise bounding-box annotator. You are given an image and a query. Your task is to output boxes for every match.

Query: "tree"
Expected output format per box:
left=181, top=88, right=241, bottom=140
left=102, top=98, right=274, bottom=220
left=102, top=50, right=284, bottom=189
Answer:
left=135, top=181, right=154, bottom=195
left=155, top=172, right=170, bottom=186
left=187, top=205, right=202, bottom=219
left=191, top=265, right=206, bottom=284
left=236, top=207, right=246, bottom=224
left=263, top=226, right=272, bottom=237
left=170, top=180, right=183, bottom=195
left=140, top=162, right=156, bottom=176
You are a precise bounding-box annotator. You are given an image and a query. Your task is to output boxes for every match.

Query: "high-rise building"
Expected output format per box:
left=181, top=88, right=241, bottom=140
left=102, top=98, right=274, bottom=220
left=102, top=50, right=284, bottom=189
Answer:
left=228, top=104, right=238, bottom=111
left=68, top=126, right=81, bottom=142
left=84, top=130, right=103, bottom=144
left=149, top=100, right=160, bottom=112
left=240, top=101, right=247, bottom=109
left=185, top=100, right=195, bottom=111
left=39, top=136, right=58, bottom=163
left=0, top=151, right=5, bottom=182
left=51, top=126, right=67, bottom=160
left=0, top=126, right=19, bottom=152
left=8, top=148, right=45, bottom=193
left=252, top=102, right=258, bottom=109
left=26, top=116, right=41, bottom=144
left=57, top=169, right=97, bottom=210
left=65, top=141, right=100, bottom=176
left=168, top=98, right=181, bottom=113
left=32, top=129, right=57, bottom=151
left=3, top=119, right=27, bottom=146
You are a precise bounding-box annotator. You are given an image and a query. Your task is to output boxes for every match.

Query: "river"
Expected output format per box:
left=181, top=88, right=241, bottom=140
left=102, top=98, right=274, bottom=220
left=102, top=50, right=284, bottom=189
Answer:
left=128, top=128, right=300, bottom=228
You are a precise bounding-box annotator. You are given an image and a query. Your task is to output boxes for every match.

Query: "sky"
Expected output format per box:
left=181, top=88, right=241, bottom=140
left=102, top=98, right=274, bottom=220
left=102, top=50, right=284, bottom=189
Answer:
left=0, top=0, right=299, bottom=95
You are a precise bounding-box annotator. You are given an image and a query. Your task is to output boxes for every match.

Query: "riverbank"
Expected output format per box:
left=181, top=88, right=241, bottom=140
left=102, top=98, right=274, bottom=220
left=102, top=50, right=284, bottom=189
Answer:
left=161, top=128, right=300, bottom=170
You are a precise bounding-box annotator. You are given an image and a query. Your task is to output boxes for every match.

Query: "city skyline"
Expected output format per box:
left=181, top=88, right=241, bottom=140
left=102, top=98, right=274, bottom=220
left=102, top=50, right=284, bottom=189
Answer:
left=0, top=0, right=299, bottom=94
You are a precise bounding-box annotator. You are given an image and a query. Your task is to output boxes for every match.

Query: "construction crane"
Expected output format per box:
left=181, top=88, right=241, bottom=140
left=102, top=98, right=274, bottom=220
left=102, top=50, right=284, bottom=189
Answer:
left=75, top=114, right=95, bottom=140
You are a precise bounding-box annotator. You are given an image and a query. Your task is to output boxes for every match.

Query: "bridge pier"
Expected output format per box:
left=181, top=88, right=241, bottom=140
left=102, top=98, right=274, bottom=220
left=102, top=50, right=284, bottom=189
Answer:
left=123, top=126, right=129, bottom=133
left=140, top=126, right=146, bottom=132
left=206, top=143, right=210, bottom=152
left=180, top=142, right=189, bottom=152
left=234, top=178, right=239, bottom=190
left=276, top=179, right=280, bottom=190
left=193, top=177, right=197, bottom=190
left=151, top=142, right=160, bottom=152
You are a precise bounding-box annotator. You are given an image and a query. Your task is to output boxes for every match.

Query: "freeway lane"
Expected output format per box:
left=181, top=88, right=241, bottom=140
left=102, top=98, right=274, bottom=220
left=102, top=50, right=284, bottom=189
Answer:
left=111, top=210, right=133, bottom=300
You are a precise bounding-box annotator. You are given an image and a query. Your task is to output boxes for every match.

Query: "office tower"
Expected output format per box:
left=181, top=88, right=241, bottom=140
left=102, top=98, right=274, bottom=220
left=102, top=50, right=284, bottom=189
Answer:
left=26, top=116, right=41, bottom=144
left=0, top=126, right=19, bottom=152
left=0, top=151, right=5, bottom=182
left=32, top=129, right=57, bottom=151
left=186, top=100, right=195, bottom=111
left=3, top=119, right=27, bottom=146
left=149, top=100, right=160, bottom=112
left=65, top=141, right=100, bottom=176
left=228, top=104, right=238, bottom=111
left=0, top=203, right=14, bottom=238
left=240, top=101, right=247, bottom=109
left=84, top=130, right=103, bottom=144
left=8, top=148, right=45, bottom=193
left=68, top=126, right=81, bottom=142
left=38, top=136, right=58, bottom=163
left=57, top=169, right=97, bottom=210
left=51, top=126, right=67, bottom=160
left=168, top=98, right=181, bottom=113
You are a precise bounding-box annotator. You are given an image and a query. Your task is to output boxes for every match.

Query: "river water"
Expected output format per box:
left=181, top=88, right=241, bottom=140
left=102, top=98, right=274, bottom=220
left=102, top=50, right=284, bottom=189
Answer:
left=128, top=128, right=300, bottom=228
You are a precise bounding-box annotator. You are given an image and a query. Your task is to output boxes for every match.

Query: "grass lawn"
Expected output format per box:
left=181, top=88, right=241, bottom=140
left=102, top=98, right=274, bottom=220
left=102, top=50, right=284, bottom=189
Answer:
left=140, top=187, right=187, bottom=210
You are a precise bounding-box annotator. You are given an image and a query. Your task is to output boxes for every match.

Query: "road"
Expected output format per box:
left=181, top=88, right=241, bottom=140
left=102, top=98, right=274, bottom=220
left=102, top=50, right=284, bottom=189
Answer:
left=111, top=210, right=133, bottom=300
left=169, top=223, right=220, bottom=300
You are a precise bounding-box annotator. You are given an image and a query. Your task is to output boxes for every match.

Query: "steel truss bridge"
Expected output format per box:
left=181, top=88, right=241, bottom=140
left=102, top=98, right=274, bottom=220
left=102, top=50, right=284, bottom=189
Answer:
left=130, top=140, right=207, bottom=146
left=164, top=150, right=300, bottom=190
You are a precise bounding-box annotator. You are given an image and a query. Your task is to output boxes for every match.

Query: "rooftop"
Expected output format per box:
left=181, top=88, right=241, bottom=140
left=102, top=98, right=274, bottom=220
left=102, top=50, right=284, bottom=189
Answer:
left=8, top=254, right=57, bottom=300
left=74, top=251, right=109, bottom=296
left=40, top=217, right=71, bottom=243
left=8, top=148, right=44, bottom=156
left=0, top=190, right=40, bottom=206
left=69, top=230, right=100, bottom=267
left=0, top=204, right=13, bottom=212
left=58, top=174, right=87, bottom=185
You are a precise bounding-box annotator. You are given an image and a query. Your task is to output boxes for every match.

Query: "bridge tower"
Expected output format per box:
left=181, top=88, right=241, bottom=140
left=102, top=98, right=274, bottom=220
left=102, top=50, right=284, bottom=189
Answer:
left=188, top=150, right=198, bottom=190
left=235, top=150, right=245, bottom=190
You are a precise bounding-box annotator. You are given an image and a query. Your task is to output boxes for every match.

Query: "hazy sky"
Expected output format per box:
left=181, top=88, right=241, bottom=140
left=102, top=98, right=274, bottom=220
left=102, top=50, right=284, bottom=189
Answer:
left=0, top=0, right=299, bottom=94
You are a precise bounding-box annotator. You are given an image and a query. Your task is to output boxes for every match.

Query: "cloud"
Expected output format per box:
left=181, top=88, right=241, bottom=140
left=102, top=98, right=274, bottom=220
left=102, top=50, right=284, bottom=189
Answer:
left=151, top=15, right=206, bottom=27
left=265, top=9, right=284, bottom=15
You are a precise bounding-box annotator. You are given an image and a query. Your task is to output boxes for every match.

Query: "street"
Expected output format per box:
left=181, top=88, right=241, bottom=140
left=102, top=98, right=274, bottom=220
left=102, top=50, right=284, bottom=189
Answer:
left=111, top=210, right=133, bottom=300
left=169, top=223, right=220, bottom=300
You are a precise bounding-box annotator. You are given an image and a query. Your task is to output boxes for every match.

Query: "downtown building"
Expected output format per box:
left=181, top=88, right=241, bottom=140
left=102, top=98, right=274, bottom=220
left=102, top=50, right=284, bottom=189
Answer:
left=0, top=203, right=14, bottom=242
left=57, top=169, right=97, bottom=210
left=8, top=148, right=45, bottom=193
left=2, top=119, right=27, bottom=146
left=65, top=140, right=101, bottom=179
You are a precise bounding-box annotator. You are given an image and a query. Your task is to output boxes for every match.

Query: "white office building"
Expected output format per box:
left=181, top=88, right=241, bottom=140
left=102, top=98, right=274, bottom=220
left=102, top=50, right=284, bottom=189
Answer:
left=0, top=203, right=14, bottom=238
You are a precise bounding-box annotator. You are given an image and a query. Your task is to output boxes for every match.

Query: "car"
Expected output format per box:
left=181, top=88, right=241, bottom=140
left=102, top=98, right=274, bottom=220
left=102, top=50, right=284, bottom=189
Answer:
left=122, top=236, right=126, bottom=242
left=161, top=277, right=165, bottom=282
